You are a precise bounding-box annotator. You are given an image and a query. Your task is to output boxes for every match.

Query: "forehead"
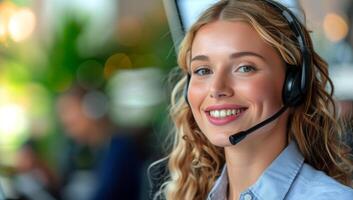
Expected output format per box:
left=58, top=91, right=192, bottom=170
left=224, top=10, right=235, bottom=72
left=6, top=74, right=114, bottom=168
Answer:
left=191, top=20, right=278, bottom=58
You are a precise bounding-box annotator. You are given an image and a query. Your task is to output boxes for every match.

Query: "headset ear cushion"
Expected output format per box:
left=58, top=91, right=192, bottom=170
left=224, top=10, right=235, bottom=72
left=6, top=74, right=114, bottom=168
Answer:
left=283, top=68, right=303, bottom=107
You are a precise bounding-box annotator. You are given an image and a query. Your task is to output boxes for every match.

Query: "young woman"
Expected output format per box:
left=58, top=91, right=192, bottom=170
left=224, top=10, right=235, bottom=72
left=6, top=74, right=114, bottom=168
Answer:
left=152, top=0, right=353, bottom=199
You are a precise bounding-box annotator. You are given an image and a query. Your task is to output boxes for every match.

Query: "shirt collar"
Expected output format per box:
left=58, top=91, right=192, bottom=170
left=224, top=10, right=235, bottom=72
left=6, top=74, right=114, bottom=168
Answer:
left=208, top=141, right=304, bottom=200
left=208, top=162, right=229, bottom=200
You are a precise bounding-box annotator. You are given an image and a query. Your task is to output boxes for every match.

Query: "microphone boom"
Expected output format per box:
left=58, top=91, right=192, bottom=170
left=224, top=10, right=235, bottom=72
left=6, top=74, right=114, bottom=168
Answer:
left=229, top=106, right=288, bottom=145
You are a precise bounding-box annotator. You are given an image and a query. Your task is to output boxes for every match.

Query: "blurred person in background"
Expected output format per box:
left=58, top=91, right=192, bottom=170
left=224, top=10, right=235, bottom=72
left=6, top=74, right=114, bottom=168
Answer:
left=151, top=0, right=353, bottom=199
left=56, top=85, right=143, bottom=200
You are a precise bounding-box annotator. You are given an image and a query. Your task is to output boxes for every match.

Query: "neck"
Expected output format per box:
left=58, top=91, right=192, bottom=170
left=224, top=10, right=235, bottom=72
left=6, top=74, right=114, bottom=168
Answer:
left=224, top=120, right=287, bottom=200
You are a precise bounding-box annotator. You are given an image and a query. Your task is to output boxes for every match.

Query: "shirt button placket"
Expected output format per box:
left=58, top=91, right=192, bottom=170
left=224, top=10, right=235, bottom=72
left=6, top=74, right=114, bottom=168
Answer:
left=243, top=193, right=253, bottom=200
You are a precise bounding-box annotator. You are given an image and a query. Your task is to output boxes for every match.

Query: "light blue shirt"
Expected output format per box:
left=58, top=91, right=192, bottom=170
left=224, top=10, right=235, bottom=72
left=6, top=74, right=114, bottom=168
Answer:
left=207, top=141, right=353, bottom=200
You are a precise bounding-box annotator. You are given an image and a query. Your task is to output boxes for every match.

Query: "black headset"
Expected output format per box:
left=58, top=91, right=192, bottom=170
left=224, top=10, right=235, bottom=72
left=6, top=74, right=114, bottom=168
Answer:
left=184, top=0, right=311, bottom=107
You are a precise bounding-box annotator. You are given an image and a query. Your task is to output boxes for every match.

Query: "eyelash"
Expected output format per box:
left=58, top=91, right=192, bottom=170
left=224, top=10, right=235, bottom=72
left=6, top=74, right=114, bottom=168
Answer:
left=193, top=67, right=212, bottom=76
left=193, top=65, right=256, bottom=76
left=236, top=65, right=256, bottom=73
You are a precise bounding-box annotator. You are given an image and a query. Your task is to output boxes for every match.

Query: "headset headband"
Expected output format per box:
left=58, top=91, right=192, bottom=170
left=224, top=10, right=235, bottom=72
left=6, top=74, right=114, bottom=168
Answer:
left=263, top=0, right=311, bottom=96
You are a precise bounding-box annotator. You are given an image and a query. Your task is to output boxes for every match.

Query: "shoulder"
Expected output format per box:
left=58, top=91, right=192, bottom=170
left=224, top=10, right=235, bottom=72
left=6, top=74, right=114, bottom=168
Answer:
left=289, top=163, right=353, bottom=199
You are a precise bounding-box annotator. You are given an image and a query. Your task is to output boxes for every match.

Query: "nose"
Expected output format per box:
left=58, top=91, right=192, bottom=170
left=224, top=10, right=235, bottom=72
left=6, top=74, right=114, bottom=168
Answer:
left=209, top=74, right=233, bottom=99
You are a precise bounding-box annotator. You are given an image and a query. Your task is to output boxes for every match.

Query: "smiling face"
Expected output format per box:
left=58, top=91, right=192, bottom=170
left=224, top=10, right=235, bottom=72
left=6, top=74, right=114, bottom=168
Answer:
left=188, top=20, right=287, bottom=147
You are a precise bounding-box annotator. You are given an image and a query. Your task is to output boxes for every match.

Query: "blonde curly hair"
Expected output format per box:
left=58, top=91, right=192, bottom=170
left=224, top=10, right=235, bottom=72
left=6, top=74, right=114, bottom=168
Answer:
left=152, top=0, right=353, bottom=199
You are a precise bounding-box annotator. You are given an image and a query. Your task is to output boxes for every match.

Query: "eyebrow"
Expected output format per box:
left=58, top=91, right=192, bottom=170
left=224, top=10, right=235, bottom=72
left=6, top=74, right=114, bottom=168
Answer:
left=190, top=51, right=265, bottom=62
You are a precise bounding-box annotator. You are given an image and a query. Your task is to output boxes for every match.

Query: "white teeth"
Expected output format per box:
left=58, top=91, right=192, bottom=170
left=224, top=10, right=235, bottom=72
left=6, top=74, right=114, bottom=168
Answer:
left=214, top=110, right=220, bottom=117
left=220, top=110, right=226, bottom=118
left=209, top=108, right=245, bottom=118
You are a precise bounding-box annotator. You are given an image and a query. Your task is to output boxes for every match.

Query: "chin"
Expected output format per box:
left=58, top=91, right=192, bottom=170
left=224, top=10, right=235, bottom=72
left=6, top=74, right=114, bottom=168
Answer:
left=206, top=133, right=231, bottom=147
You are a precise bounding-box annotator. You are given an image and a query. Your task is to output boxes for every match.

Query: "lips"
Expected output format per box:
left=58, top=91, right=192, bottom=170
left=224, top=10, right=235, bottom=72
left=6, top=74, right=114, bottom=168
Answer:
left=204, top=104, right=248, bottom=126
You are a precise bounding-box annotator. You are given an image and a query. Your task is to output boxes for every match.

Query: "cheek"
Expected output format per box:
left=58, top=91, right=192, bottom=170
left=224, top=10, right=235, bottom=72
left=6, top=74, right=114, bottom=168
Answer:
left=237, top=77, right=284, bottom=106
left=187, top=82, right=210, bottom=132
left=188, top=82, right=208, bottom=110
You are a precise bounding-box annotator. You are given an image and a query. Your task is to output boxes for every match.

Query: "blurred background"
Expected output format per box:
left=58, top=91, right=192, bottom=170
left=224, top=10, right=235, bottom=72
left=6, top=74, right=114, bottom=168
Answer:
left=0, top=0, right=352, bottom=200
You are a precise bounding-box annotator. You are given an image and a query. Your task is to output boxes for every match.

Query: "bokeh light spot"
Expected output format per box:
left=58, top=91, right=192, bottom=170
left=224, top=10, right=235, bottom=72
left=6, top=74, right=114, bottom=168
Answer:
left=82, top=90, right=108, bottom=119
left=0, top=104, right=28, bottom=136
left=77, top=60, right=104, bottom=90
left=323, top=13, right=348, bottom=43
left=116, top=17, right=142, bottom=47
left=8, top=8, right=36, bottom=42
left=104, top=53, right=132, bottom=79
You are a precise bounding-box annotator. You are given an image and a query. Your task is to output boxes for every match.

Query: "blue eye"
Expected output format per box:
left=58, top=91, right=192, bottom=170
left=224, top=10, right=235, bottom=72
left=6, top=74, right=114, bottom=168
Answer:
left=193, top=68, right=212, bottom=76
left=237, top=65, right=256, bottom=73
